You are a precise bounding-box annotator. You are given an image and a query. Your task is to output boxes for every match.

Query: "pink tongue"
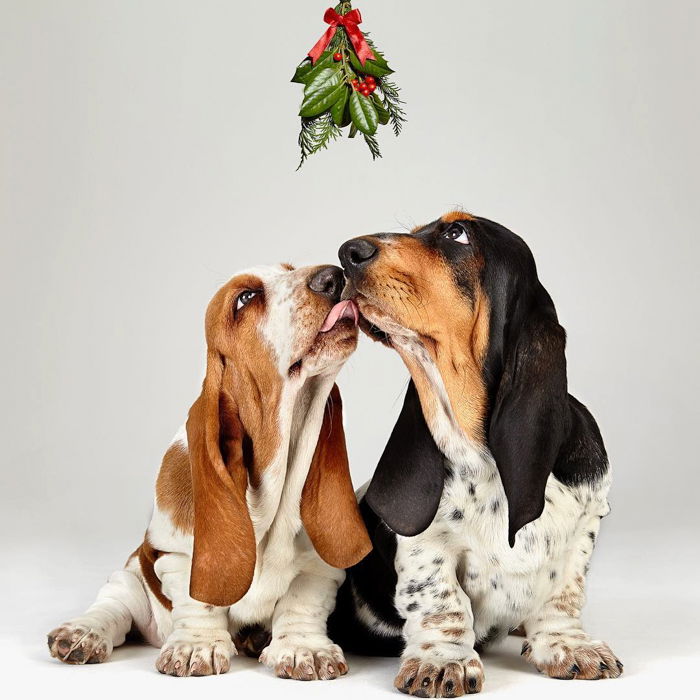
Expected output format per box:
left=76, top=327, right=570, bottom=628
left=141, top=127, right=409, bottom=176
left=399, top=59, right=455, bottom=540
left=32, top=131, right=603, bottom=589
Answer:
left=320, top=300, right=359, bottom=332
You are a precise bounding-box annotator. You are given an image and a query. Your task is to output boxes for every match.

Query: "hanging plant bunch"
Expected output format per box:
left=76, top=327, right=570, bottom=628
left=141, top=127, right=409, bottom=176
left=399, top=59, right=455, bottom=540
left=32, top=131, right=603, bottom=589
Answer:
left=293, top=2, right=406, bottom=168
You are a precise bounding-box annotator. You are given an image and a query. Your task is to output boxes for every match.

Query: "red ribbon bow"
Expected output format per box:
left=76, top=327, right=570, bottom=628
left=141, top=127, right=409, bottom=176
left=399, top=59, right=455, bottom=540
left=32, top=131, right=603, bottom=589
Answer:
left=308, top=7, right=376, bottom=65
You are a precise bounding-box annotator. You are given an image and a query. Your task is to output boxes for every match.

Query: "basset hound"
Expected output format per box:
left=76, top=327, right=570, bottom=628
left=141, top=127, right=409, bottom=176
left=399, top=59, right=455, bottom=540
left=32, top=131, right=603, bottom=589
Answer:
left=47, top=263, right=371, bottom=678
left=329, top=212, right=622, bottom=695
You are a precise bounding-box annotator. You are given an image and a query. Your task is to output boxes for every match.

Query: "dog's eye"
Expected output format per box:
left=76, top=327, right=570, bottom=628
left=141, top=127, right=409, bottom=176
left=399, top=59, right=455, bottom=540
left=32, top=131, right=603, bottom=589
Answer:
left=235, top=290, right=258, bottom=314
left=443, top=223, right=470, bottom=244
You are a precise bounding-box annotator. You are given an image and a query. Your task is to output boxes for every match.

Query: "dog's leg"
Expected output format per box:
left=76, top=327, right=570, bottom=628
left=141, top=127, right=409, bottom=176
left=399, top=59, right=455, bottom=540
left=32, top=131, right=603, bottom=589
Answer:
left=154, top=551, right=235, bottom=676
left=521, top=516, right=623, bottom=680
left=259, top=563, right=348, bottom=681
left=393, top=538, right=484, bottom=697
left=47, top=556, right=152, bottom=665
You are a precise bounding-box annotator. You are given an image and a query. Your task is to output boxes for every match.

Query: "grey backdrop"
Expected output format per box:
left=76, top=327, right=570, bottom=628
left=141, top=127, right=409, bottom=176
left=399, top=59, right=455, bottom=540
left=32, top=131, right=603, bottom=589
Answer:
left=1, top=1, right=698, bottom=697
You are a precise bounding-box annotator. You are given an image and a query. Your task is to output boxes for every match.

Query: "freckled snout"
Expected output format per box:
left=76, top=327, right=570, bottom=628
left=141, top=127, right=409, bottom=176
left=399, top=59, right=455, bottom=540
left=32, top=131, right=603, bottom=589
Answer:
left=338, top=238, right=378, bottom=279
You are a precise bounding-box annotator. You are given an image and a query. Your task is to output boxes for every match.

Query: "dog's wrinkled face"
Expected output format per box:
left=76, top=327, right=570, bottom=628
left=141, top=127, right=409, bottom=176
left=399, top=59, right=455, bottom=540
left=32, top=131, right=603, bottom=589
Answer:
left=338, top=211, right=487, bottom=351
left=338, top=211, right=495, bottom=445
left=206, top=263, right=359, bottom=383
left=202, top=263, right=358, bottom=483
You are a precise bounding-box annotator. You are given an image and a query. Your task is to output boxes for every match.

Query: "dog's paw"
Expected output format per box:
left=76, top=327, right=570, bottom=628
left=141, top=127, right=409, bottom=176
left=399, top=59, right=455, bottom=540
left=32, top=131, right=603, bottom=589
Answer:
left=522, top=635, right=623, bottom=680
left=259, top=637, right=348, bottom=680
left=156, top=636, right=234, bottom=677
left=47, top=623, right=112, bottom=665
left=394, top=655, right=485, bottom=696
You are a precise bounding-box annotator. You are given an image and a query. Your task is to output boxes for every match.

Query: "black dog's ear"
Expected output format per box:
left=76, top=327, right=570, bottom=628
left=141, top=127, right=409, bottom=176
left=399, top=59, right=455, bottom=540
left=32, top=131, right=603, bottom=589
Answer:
left=488, top=290, right=570, bottom=547
left=365, top=381, right=446, bottom=536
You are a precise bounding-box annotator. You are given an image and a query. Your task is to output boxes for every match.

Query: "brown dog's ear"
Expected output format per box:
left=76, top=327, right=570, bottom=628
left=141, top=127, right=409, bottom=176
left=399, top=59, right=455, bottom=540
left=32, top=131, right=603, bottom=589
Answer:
left=301, top=385, right=372, bottom=568
left=187, top=351, right=256, bottom=607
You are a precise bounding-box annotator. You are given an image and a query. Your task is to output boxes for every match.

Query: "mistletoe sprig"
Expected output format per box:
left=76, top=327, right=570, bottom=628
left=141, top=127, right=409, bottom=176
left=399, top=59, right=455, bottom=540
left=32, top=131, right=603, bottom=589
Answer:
left=292, top=2, right=406, bottom=168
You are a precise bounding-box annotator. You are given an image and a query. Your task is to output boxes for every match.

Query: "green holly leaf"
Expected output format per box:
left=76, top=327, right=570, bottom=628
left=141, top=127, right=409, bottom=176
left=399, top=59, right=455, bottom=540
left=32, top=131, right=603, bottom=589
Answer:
left=372, top=93, right=390, bottom=125
left=368, top=46, right=391, bottom=69
left=340, top=100, right=353, bottom=128
left=304, top=67, right=341, bottom=98
left=291, top=51, right=333, bottom=84
left=349, top=91, right=378, bottom=135
left=331, top=86, right=350, bottom=126
left=300, top=83, right=346, bottom=118
left=348, top=51, right=393, bottom=78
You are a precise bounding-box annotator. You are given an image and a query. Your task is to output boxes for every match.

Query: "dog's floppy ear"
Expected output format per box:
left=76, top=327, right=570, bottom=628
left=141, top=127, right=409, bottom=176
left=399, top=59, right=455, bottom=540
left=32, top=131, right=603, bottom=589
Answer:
left=487, top=287, right=570, bottom=547
left=365, top=381, right=446, bottom=536
left=187, top=351, right=256, bottom=607
left=302, top=384, right=372, bottom=568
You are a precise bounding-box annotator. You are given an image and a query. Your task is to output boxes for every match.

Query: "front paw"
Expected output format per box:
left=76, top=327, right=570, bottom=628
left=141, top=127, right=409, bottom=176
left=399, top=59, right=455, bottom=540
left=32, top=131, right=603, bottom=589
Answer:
left=156, top=635, right=234, bottom=677
left=47, top=623, right=112, bottom=665
left=522, top=634, right=623, bottom=680
left=394, top=655, right=484, bottom=697
left=260, top=637, right=348, bottom=680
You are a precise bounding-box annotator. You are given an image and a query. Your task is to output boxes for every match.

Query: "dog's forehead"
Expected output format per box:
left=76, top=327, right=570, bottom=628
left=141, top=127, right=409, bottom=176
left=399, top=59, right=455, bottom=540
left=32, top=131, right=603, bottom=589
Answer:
left=225, top=263, right=303, bottom=298
left=232, top=263, right=291, bottom=286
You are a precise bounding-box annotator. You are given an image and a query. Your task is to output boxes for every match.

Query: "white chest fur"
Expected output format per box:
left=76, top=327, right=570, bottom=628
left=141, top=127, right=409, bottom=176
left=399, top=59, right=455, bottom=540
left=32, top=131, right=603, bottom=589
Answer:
left=391, top=335, right=611, bottom=639
left=149, top=375, right=338, bottom=631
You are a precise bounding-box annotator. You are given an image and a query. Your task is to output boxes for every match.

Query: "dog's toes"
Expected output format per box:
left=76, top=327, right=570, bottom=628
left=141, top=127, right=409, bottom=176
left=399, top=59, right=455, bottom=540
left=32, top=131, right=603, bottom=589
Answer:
left=522, top=634, right=622, bottom=681
left=261, top=639, right=347, bottom=681
left=47, top=624, right=112, bottom=665
left=156, top=638, right=232, bottom=677
left=394, top=656, right=484, bottom=697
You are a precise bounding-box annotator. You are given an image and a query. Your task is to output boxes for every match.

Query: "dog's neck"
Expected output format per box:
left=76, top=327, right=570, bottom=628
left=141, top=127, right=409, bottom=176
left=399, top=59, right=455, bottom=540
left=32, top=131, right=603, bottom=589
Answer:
left=245, top=371, right=337, bottom=539
left=391, top=332, right=488, bottom=471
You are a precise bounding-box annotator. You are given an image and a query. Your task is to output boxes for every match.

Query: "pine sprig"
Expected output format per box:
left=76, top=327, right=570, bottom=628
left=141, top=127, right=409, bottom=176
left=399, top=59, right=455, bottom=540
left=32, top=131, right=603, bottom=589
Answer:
left=377, top=79, right=406, bottom=137
left=297, top=113, right=341, bottom=170
left=363, top=133, right=382, bottom=160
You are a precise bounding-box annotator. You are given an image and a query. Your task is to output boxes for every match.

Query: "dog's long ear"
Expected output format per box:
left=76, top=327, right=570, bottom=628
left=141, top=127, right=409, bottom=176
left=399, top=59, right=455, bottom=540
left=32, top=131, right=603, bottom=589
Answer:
left=302, top=384, right=372, bottom=568
left=187, top=351, right=256, bottom=607
left=488, top=287, right=570, bottom=547
left=365, top=381, right=446, bottom=536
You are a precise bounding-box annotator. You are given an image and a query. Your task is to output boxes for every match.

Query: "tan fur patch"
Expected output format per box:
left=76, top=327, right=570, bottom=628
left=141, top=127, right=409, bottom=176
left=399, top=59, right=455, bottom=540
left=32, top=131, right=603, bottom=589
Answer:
left=422, top=611, right=465, bottom=628
left=551, top=576, right=585, bottom=617
left=441, top=209, right=475, bottom=223
left=359, top=234, right=490, bottom=444
left=155, top=440, right=193, bottom=533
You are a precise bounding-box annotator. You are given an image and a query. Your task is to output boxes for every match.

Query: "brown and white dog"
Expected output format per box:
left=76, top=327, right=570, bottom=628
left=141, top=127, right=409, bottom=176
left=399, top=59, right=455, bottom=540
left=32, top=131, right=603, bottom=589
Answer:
left=47, top=263, right=371, bottom=678
left=330, top=212, right=622, bottom=695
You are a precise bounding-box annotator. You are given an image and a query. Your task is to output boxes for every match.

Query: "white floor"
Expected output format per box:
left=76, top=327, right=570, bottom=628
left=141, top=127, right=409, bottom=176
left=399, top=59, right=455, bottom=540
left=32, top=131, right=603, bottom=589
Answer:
left=2, top=528, right=698, bottom=699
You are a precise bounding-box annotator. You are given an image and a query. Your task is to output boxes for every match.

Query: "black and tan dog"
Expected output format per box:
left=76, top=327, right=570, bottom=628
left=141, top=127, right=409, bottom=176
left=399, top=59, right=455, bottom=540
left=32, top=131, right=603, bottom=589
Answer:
left=329, top=212, right=622, bottom=696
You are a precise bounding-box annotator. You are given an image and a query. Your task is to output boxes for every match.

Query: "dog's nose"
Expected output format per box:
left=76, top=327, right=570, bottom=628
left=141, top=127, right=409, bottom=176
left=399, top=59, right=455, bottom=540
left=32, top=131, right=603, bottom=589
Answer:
left=338, top=238, right=378, bottom=275
left=307, top=265, right=344, bottom=301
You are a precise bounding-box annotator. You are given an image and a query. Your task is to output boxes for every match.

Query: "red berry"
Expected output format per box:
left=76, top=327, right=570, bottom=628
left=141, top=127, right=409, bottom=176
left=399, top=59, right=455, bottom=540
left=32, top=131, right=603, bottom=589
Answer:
left=360, top=88, right=371, bottom=97
left=368, top=84, right=377, bottom=94
left=358, top=82, right=368, bottom=91
left=351, top=79, right=359, bottom=88
left=333, top=52, right=342, bottom=61
left=366, top=76, right=376, bottom=86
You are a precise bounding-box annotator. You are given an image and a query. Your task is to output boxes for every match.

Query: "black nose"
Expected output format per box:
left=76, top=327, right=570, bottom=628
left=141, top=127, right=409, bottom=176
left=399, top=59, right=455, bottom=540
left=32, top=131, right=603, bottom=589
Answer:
left=338, top=238, right=378, bottom=275
left=307, top=265, right=343, bottom=301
